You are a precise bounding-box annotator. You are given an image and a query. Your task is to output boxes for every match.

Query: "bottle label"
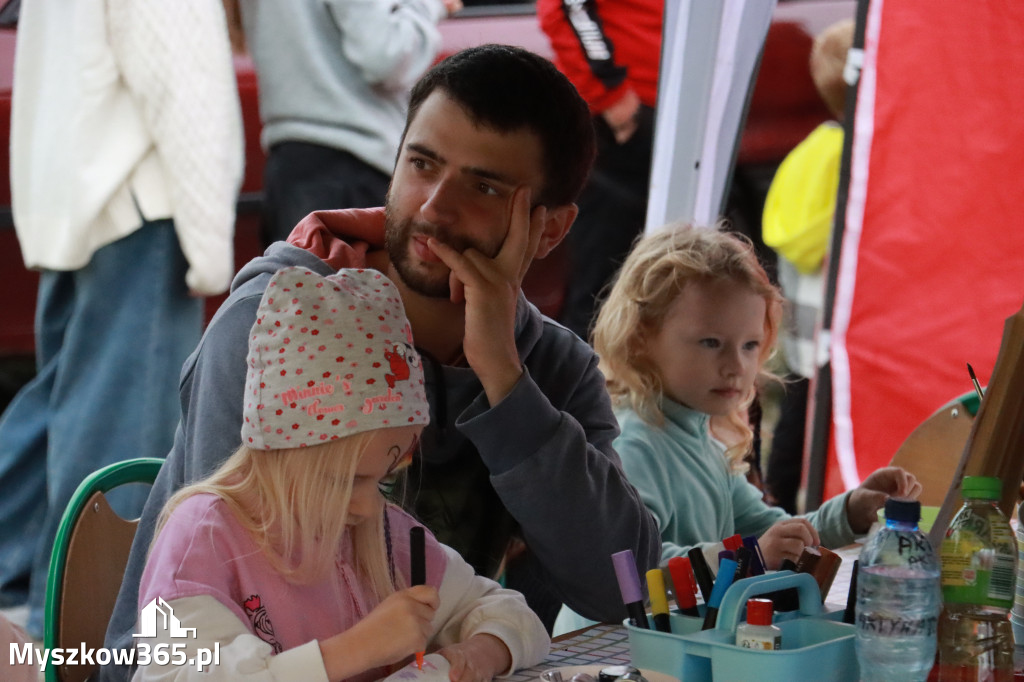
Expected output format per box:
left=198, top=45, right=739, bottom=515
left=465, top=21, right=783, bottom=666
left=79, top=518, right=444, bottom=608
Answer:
left=737, top=634, right=781, bottom=650
left=940, top=516, right=1016, bottom=608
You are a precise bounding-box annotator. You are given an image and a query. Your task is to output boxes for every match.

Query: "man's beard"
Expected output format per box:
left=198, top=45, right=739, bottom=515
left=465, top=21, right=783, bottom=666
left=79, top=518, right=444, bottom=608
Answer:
left=384, top=203, right=497, bottom=299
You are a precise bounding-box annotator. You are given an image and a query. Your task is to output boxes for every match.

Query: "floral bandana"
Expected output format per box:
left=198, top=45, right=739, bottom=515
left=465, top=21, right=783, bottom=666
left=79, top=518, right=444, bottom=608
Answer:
left=241, top=267, right=429, bottom=449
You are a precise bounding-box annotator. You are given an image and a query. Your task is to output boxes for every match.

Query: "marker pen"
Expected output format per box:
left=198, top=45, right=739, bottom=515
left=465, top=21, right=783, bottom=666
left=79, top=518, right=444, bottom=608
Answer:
left=645, top=569, right=672, bottom=633
left=701, top=558, right=738, bottom=630
left=612, top=549, right=650, bottom=629
left=722, top=534, right=743, bottom=553
left=843, top=560, right=859, bottom=624
left=741, top=535, right=766, bottom=576
left=687, top=547, right=715, bottom=604
left=771, top=559, right=800, bottom=612
left=410, top=526, right=426, bottom=670
left=733, top=546, right=751, bottom=582
left=666, top=557, right=701, bottom=617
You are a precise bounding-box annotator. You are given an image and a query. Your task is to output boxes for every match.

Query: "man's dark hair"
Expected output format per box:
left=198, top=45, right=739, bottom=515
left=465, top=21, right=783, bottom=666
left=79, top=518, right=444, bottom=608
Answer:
left=405, top=44, right=596, bottom=207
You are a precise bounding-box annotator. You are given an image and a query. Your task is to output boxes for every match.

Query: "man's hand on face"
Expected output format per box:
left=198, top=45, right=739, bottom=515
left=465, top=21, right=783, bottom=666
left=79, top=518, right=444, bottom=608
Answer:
left=426, top=187, right=547, bottom=406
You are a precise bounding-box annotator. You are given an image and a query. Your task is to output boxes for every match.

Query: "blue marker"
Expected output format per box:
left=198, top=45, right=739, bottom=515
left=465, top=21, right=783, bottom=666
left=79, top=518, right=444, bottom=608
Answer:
left=701, top=558, right=738, bottom=630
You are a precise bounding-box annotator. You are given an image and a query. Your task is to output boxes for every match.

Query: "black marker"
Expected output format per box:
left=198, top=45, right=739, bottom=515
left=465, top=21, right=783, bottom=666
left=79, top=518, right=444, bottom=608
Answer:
left=733, top=546, right=751, bottom=582
left=410, top=526, right=426, bottom=670
left=770, top=559, right=800, bottom=612
left=843, top=560, right=859, bottom=624
left=688, top=547, right=714, bottom=604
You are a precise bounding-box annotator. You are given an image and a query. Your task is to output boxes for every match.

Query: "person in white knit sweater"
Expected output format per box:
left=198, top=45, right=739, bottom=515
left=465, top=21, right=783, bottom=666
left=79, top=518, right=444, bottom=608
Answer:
left=0, top=0, right=244, bottom=639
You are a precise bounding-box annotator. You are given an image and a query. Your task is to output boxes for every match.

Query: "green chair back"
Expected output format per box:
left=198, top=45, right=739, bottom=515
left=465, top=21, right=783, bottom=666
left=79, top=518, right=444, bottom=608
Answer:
left=43, top=457, right=163, bottom=682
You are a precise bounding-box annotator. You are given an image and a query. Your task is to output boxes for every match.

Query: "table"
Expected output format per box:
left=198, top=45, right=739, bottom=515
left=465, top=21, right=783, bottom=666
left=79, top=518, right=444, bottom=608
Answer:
left=507, top=624, right=631, bottom=682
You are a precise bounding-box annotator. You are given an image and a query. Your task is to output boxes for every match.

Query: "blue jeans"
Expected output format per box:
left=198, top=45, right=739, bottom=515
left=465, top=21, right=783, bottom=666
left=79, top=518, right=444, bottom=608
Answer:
left=0, top=219, right=202, bottom=637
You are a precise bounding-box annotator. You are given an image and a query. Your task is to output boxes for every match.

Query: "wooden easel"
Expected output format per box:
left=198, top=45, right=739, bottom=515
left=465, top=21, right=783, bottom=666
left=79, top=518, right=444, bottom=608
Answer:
left=927, top=299, right=1024, bottom=548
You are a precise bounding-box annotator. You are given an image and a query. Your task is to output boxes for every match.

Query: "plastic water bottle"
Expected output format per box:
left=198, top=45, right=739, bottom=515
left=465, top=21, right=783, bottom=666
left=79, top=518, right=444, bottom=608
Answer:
left=937, top=476, right=1016, bottom=681
left=855, top=498, right=941, bottom=682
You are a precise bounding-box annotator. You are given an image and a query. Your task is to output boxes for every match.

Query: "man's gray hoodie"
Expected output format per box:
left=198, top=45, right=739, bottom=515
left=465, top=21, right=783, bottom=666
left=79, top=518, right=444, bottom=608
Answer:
left=102, top=208, right=659, bottom=680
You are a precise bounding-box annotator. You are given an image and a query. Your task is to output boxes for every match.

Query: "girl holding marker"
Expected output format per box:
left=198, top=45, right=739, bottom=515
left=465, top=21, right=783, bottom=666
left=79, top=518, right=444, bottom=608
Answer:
left=133, top=267, right=547, bottom=682
left=590, top=224, right=920, bottom=572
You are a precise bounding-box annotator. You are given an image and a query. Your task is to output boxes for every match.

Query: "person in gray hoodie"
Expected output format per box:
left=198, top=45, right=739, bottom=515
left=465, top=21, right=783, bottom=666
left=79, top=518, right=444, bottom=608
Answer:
left=233, top=0, right=461, bottom=246
left=102, top=44, right=660, bottom=680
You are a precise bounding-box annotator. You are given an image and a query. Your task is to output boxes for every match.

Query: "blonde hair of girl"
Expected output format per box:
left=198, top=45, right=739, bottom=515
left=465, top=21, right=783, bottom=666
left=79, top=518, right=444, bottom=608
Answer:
left=592, top=222, right=783, bottom=469
left=157, top=431, right=403, bottom=602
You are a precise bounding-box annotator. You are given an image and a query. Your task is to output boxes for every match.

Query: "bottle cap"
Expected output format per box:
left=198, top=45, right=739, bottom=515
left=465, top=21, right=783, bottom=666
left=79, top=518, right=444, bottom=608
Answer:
left=884, top=498, right=921, bottom=523
left=599, top=665, right=640, bottom=682
left=746, top=598, right=774, bottom=626
left=961, top=476, right=1001, bottom=501
left=723, top=534, right=743, bottom=551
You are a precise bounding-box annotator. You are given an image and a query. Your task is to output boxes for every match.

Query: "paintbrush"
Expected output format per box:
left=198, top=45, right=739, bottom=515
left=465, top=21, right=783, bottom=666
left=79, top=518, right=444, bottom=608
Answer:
left=967, top=363, right=984, bottom=401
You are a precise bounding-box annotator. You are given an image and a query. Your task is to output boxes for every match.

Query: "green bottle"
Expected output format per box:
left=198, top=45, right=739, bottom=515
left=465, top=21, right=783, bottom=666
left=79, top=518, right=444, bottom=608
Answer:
left=937, top=476, right=1017, bottom=681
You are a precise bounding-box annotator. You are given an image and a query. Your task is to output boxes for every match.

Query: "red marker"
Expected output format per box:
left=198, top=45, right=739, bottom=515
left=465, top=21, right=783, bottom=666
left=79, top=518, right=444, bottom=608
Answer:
left=667, top=557, right=701, bottom=617
left=723, top=534, right=743, bottom=552
left=410, top=526, right=426, bottom=670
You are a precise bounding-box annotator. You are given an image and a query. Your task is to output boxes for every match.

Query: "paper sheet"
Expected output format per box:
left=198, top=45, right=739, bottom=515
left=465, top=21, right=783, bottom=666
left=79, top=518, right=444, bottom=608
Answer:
left=382, top=654, right=451, bottom=682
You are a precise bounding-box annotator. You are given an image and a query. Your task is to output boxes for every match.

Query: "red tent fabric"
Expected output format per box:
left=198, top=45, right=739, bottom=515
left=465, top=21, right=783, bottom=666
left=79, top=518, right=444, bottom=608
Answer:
left=824, top=0, right=1024, bottom=497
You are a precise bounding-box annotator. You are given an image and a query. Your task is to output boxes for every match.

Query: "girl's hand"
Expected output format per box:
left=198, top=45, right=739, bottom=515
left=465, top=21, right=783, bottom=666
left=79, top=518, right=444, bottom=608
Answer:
left=320, top=586, right=439, bottom=681
left=361, top=586, right=439, bottom=658
left=846, top=466, right=922, bottom=534
left=438, top=633, right=512, bottom=682
left=860, top=466, right=921, bottom=499
left=758, top=518, right=820, bottom=569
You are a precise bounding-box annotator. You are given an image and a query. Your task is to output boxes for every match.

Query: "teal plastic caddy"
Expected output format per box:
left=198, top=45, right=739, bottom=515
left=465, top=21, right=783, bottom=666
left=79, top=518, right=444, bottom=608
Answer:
left=626, top=571, right=857, bottom=681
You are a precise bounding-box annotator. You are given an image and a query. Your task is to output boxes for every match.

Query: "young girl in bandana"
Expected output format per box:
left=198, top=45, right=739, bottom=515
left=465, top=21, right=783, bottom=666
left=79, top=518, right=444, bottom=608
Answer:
left=133, top=267, right=547, bottom=682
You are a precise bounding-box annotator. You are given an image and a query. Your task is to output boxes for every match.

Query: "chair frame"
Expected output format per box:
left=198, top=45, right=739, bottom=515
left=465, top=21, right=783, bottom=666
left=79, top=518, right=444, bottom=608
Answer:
left=43, top=457, right=163, bottom=682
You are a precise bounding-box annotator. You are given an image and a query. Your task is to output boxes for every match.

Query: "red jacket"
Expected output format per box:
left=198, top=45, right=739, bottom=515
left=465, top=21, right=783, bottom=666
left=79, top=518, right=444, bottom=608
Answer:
left=537, top=0, right=663, bottom=113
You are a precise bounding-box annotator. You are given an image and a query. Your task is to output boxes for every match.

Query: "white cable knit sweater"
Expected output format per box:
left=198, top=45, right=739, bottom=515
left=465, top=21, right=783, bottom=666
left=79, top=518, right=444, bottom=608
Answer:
left=10, top=0, right=244, bottom=295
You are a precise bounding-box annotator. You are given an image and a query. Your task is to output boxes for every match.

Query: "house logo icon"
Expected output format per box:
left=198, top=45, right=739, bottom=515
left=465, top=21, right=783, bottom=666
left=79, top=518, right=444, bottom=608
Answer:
left=134, top=597, right=197, bottom=639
